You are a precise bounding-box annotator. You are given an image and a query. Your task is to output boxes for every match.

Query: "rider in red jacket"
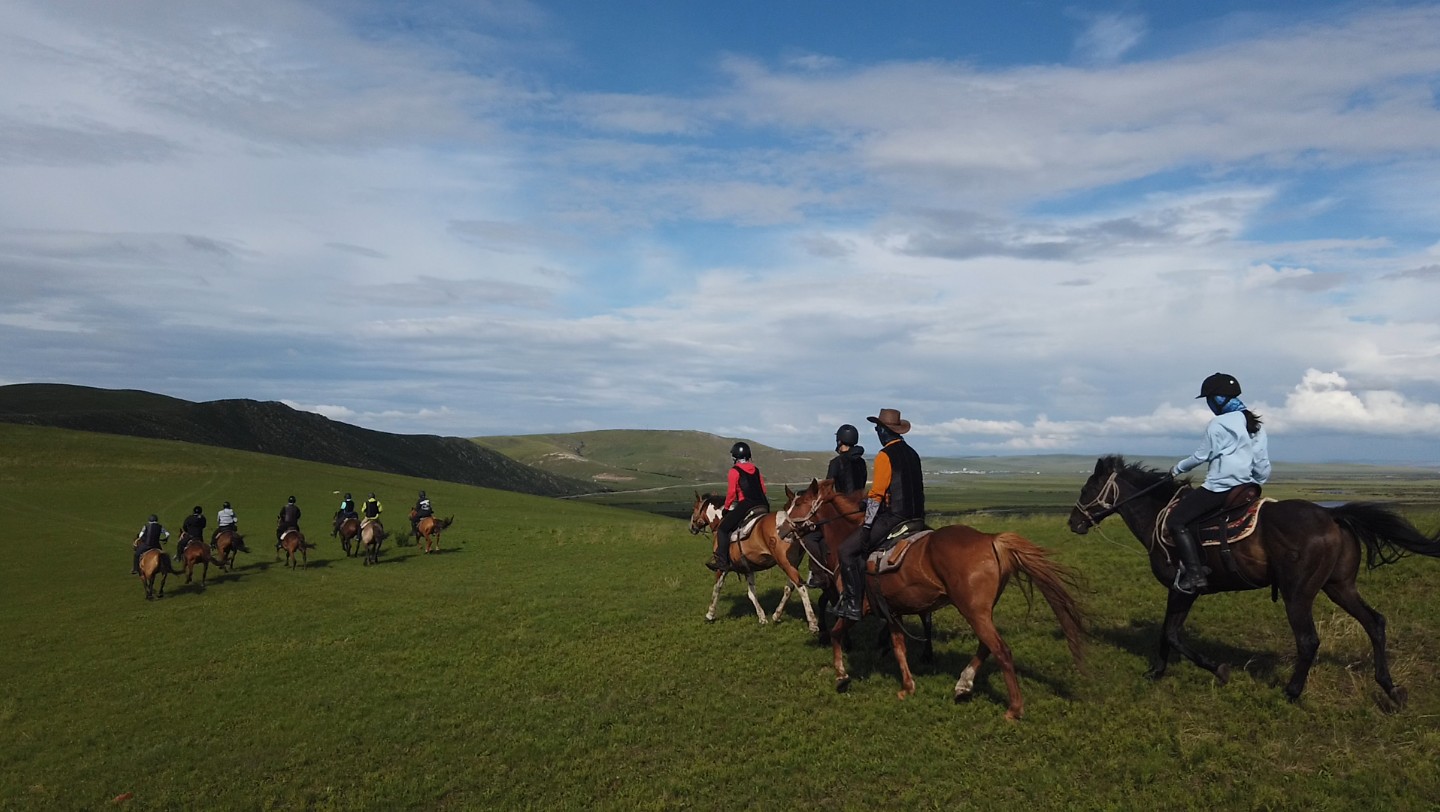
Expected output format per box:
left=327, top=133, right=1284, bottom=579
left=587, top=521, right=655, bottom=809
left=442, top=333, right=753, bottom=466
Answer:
left=707, top=442, right=770, bottom=571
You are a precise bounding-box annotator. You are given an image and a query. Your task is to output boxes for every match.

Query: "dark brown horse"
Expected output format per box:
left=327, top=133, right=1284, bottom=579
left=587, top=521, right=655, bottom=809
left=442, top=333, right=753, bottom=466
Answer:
left=214, top=531, right=249, bottom=568
left=176, top=536, right=227, bottom=587
left=687, top=491, right=819, bottom=631
left=1068, top=455, right=1440, bottom=707
left=136, top=547, right=179, bottom=600
left=787, top=480, right=1085, bottom=720
left=415, top=516, right=454, bottom=554
left=335, top=518, right=361, bottom=557
left=276, top=528, right=313, bottom=570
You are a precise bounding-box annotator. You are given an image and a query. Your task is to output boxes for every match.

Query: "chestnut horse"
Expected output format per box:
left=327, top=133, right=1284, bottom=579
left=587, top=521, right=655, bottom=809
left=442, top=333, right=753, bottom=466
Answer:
left=415, top=516, right=454, bottom=553
left=136, top=547, right=179, bottom=600
left=688, top=491, right=819, bottom=632
left=335, top=518, right=361, bottom=557
left=176, top=536, right=227, bottom=587
left=276, top=528, right=313, bottom=569
left=1069, top=455, right=1440, bottom=706
left=214, top=531, right=249, bottom=568
left=787, top=480, right=1085, bottom=720
left=360, top=519, right=386, bottom=566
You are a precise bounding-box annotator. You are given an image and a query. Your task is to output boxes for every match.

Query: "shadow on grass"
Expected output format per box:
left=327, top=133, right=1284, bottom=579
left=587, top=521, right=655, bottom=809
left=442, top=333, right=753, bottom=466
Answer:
left=1094, top=618, right=1285, bottom=682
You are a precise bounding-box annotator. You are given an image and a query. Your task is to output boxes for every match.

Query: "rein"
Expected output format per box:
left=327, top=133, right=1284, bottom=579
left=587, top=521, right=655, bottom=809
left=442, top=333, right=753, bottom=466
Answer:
left=1073, top=472, right=1174, bottom=528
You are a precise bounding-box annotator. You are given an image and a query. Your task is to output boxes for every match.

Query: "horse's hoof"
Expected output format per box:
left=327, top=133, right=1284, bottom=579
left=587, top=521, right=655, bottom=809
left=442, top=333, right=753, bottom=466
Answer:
left=1145, top=667, right=1166, bottom=682
left=1284, top=687, right=1303, bottom=704
left=1389, top=686, right=1409, bottom=710
left=897, top=690, right=912, bottom=701
left=808, top=625, right=820, bottom=635
left=954, top=691, right=972, bottom=704
left=836, top=677, right=851, bottom=694
left=705, top=616, right=715, bottom=624
left=1003, top=711, right=1020, bottom=723
left=757, top=618, right=768, bottom=626
left=1215, top=663, right=1231, bottom=686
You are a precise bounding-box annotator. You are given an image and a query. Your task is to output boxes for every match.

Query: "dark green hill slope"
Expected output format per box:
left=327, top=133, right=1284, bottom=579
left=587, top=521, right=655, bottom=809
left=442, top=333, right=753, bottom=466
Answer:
left=0, top=383, right=589, bottom=497
left=474, top=429, right=830, bottom=489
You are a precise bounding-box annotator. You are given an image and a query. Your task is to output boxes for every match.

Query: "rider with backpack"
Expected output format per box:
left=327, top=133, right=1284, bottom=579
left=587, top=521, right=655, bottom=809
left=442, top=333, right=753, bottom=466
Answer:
left=706, top=442, right=770, bottom=571
left=132, top=514, right=169, bottom=574
left=276, top=496, right=302, bottom=550
left=1167, top=373, right=1271, bottom=593
left=803, top=424, right=868, bottom=587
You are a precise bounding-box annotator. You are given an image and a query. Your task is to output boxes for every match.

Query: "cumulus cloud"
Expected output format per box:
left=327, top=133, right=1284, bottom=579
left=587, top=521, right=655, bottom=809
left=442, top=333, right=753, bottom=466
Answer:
left=1268, top=369, right=1440, bottom=435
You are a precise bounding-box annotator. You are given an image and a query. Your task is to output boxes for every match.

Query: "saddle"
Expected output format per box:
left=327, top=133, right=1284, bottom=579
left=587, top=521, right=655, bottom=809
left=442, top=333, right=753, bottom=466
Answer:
left=865, top=520, right=934, bottom=576
left=730, top=505, right=770, bottom=544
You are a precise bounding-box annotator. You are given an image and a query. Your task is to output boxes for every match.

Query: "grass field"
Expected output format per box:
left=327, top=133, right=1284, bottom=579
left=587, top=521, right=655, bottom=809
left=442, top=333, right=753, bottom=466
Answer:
left=4, top=423, right=1440, bottom=810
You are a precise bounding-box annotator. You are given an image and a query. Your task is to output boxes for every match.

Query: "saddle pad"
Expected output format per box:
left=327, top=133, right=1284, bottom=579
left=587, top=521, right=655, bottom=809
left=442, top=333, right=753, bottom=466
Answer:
left=732, top=507, right=770, bottom=543
left=866, top=530, right=935, bottom=576
left=1159, top=498, right=1276, bottom=548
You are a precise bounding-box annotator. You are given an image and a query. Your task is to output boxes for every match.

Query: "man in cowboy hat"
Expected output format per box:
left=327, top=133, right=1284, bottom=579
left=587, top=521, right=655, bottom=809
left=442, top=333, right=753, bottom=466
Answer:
left=833, top=408, right=926, bottom=621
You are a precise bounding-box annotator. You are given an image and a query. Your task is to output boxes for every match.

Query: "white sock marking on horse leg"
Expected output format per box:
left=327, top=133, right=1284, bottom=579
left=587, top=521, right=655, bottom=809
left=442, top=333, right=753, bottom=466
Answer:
left=746, top=572, right=766, bottom=624
left=798, top=582, right=818, bottom=633
left=772, top=584, right=792, bottom=623
left=955, top=664, right=978, bottom=697
left=706, top=573, right=725, bottom=621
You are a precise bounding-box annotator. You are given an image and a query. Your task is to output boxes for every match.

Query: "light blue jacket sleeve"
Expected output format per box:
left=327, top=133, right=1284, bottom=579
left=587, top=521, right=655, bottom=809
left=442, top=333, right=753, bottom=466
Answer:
left=1250, top=428, right=1271, bottom=484
left=1172, top=428, right=1215, bottom=476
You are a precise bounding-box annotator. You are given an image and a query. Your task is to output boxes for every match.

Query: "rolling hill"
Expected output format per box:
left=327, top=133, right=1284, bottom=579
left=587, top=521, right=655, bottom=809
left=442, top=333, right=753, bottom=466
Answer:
left=0, top=383, right=590, bottom=497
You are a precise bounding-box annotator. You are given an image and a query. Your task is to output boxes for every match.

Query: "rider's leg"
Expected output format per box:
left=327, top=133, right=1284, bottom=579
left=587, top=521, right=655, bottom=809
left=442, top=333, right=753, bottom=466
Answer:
left=709, top=507, right=744, bottom=570
left=1166, top=487, right=1228, bottom=593
left=834, top=524, right=871, bottom=621
left=803, top=529, right=829, bottom=588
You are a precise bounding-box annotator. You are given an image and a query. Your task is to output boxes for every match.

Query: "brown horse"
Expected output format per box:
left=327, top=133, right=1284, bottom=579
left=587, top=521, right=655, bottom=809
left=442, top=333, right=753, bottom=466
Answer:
left=1069, top=455, right=1440, bottom=706
left=176, top=536, right=227, bottom=587
left=415, top=516, right=454, bottom=553
left=360, top=519, right=386, bottom=566
left=688, top=491, right=819, bottom=632
left=136, top=547, right=179, bottom=600
left=787, top=480, right=1085, bottom=720
left=276, top=528, right=313, bottom=569
left=335, top=518, right=361, bottom=557
left=214, top=531, right=249, bottom=568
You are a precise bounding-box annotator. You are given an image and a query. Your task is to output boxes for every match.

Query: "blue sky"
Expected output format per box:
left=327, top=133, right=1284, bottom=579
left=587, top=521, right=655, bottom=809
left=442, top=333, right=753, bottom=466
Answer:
left=4, top=0, right=1440, bottom=462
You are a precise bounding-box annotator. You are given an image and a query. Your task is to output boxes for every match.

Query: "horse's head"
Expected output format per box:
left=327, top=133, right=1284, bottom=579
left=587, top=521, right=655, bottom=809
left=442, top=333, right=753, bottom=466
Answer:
left=688, top=491, right=722, bottom=535
left=783, top=478, right=836, bottom=532
left=1068, top=457, right=1120, bottom=535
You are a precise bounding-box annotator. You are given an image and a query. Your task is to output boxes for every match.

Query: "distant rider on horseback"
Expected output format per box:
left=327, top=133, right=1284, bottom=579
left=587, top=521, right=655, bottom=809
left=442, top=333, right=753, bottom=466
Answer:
left=706, top=442, right=770, bottom=571
left=834, top=409, right=925, bottom=621
left=412, top=490, right=432, bottom=536
left=179, top=506, right=206, bottom=561
left=362, top=493, right=383, bottom=521
left=132, top=514, right=169, bottom=574
left=803, top=425, right=867, bottom=588
left=1167, top=373, right=1271, bottom=594
left=276, top=496, right=302, bottom=550
left=335, top=492, right=358, bottom=534
left=212, top=501, right=238, bottom=547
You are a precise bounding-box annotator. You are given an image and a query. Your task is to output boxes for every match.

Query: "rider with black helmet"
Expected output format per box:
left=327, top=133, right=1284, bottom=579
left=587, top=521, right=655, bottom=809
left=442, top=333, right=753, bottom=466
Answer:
left=1166, top=373, right=1271, bottom=593
left=334, top=492, right=358, bottom=536
left=803, top=425, right=868, bottom=587
left=132, top=514, right=169, bottom=574
left=180, top=506, right=207, bottom=559
left=707, top=441, right=770, bottom=571
left=276, top=496, right=301, bottom=549
left=412, top=490, right=433, bottom=536
left=213, top=501, right=238, bottom=546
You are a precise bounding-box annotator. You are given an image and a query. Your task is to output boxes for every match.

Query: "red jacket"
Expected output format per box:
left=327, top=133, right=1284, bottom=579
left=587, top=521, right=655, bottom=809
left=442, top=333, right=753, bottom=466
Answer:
left=724, top=462, right=766, bottom=510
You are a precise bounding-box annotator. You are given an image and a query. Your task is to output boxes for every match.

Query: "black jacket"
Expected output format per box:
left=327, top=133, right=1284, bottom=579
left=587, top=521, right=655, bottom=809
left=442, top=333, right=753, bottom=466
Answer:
left=278, top=504, right=301, bottom=526
left=182, top=514, right=206, bottom=538
left=826, top=446, right=867, bottom=494
left=877, top=440, right=925, bottom=520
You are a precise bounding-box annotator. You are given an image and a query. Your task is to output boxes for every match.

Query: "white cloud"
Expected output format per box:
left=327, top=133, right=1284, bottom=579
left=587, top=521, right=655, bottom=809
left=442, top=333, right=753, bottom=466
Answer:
left=1074, top=13, right=1148, bottom=64
left=1267, top=369, right=1440, bottom=435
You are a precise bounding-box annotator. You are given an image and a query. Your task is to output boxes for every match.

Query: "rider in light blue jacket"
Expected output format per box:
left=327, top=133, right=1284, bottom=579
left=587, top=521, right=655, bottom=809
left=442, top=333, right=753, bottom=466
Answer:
left=1167, top=373, right=1270, bottom=594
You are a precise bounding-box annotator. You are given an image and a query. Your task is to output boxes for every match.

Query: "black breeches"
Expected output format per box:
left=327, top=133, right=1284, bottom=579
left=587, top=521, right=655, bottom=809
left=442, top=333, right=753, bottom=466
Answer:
left=1166, top=487, right=1230, bottom=534
left=838, top=513, right=904, bottom=567
left=718, top=501, right=766, bottom=537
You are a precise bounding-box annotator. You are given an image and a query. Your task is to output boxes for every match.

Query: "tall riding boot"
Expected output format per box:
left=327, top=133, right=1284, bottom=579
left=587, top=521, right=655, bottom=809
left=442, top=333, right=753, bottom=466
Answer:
left=132, top=547, right=142, bottom=575
left=834, top=560, right=865, bottom=621
left=706, top=532, right=730, bottom=571
left=1172, top=525, right=1210, bottom=594
left=804, top=532, right=828, bottom=588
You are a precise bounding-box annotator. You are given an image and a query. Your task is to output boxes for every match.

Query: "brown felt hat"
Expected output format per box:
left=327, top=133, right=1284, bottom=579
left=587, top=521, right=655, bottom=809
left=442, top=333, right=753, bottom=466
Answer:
left=866, top=408, right=911, bottom=435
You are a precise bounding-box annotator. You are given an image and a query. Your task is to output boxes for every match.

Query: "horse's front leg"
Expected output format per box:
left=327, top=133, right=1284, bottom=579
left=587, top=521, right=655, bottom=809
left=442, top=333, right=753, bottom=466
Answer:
left=832, top=616, right=855, bottom=692
left=771, top=583, right=793, bottom=624
left=1155, top=589, right=1230, bottom=684
left=705, top=571, right=725, bottom=623
left=745, top=572, right=767, bottom=624
left=890, top=621, right=916, bottom=699
left=920, top=611, right=935, bottom=663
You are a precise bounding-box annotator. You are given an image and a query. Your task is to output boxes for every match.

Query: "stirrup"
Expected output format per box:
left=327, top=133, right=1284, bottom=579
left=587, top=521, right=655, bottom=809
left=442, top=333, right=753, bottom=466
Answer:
left=1173, top=565, right=1210, bottom=594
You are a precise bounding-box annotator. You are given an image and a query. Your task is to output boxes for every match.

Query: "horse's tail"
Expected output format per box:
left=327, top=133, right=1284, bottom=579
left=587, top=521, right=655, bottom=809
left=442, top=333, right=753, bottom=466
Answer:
left=1329, top=502, right=1440, bottom=569
left=995, top=533, right=1086, bottom=671
left=158, top=551, right=181, bottom=575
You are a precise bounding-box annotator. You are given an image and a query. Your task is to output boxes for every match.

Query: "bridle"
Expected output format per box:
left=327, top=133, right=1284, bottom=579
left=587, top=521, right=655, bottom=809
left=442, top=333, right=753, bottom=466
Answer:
left=1072, top=470, right=1174, bottom=529
left=689, top=501, right=723, bottom=535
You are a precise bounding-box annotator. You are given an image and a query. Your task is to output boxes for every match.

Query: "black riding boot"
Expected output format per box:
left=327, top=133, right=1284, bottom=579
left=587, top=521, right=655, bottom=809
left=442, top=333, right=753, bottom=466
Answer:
left=804, top=532, right=829, bottom=588
left=706, top=532, right=731, bottom=571
left=1172, top=525, right=1210, bottom=594
left=834, top=560, right=865, bottom=621
left=131, top=547, right=143, bottom=574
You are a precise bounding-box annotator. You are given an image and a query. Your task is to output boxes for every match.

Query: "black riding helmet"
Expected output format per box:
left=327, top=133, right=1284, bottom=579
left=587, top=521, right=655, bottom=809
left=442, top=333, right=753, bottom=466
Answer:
left=222, top=501, right=231, bottom=509
left=345, top=492, right=352, bottom=499
left=419, top=490, right=426, bottom=498
left=835, top=424, right=859, bottom=448
left=288, top=496, right=296, bottom=504
left=148, top=514, right=158, bottom=523
left=368, top=492, right=376, bottom=498
left=1197, top=373, right=1242, bottom=400
left=193, top=506, right=203, bottom=515
left=730, top=441, right=752, bottom=462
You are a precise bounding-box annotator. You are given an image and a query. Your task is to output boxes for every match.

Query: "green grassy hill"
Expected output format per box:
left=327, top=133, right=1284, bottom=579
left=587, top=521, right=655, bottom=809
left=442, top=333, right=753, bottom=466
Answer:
left=474, top=429, right=831, bottom=490
left=5, top=423, right=1440, bottom=810
left=0, top=383, right=590, bottom=497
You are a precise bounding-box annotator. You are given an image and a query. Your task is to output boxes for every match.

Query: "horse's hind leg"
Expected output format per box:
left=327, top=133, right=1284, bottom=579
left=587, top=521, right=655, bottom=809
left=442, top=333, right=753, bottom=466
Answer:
left=968, top=613, right=1022, bottom=721
left=705, top=571, right=725, bottom=623
left=745, top=572, right=767, bottom=625
left=921, top=611, right=935, bottom=663
left=1155, top=589, right=1230, bottom=684
left=1323, top=582, right=1404, bottom=707
left=890, top=621, right=916, bottom=699
left=954, top=641, right=991, bottom=702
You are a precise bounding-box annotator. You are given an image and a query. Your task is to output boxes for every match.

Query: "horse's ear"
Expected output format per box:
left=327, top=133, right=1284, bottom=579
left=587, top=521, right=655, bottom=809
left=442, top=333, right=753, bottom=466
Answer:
left=694, top=490, right=701, bottom=501
left=785, top=484, right=795, bottom=499
left=808, top=478, right=819, bottom=493
left=1094, top=458, right=1106, bottom=474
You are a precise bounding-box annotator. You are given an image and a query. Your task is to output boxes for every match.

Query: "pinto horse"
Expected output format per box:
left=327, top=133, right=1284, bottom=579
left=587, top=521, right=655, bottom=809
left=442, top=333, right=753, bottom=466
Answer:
left=415, top=516, right=453, bottom=553
left=214, top=531, right=249, bottom=568
left=1069, top=455, right=1440, bottom=707
left=688, top=491, right=819, bottom=632
left=136, top=547, right=179, bottom=600
left=787, top=480, right=1085, bottom=720
left=276, top=529, right=313, bottom=570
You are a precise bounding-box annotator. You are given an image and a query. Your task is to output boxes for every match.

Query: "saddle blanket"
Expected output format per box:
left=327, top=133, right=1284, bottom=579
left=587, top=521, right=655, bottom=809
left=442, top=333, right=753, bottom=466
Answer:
left=865, top=527, right=935, bottom=576
left=1160, top=497, right=1276, bottom=548
left=732, top=506, right=769, bottom=543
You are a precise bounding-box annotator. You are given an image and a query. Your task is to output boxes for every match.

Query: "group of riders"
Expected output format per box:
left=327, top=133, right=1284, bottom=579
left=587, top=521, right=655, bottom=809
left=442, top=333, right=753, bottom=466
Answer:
left=704, top=372, right=1270, bottom=614
left=130, top=490, right=439, bottom=572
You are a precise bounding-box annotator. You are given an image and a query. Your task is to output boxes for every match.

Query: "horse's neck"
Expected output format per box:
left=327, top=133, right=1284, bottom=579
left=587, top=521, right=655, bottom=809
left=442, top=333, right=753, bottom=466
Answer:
left=819, top=494, right=861, bottom=551
left=1113, top=481, right=1173, bottom=554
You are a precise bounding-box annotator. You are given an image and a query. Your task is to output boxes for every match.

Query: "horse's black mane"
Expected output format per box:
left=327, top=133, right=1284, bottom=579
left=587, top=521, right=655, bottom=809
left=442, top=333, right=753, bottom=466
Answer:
left=1100, top=455, right=1175, bottom=489
left=701, top=493, right=724, bottom=508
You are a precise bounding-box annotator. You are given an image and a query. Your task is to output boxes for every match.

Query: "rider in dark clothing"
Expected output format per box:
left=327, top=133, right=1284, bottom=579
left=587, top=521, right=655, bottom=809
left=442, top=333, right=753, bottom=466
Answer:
left=834, top=409, right=925, bottom=621
left=804, top=425, right=867, bottom=587
left=132, top=514, right=168, bottom=574
left=707, top=442, right=770, bottom=571
left=335, top=493, right=358, bottom=535
left=412, top=490, right=432, bottom=536
left=180, top=506, right=206, bottom=559
left=276, top=496, right=301, bottom=549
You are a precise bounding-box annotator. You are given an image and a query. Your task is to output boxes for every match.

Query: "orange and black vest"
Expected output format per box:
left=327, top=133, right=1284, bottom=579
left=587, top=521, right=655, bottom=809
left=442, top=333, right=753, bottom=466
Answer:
left=878, top=440, right=925, bottom=520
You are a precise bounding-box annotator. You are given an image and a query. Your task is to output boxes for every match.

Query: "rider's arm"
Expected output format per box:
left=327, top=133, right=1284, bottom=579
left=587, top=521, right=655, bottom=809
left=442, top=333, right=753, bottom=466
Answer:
left=1251, top=428, right=1272, bottom=484
left=868, top=452, right=892, bottom=503
left=1172, top=421, right=1218, bottom=477
left=758, top=473, right=766, bottom=495
left=723, top=468, right=740, bottom=509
